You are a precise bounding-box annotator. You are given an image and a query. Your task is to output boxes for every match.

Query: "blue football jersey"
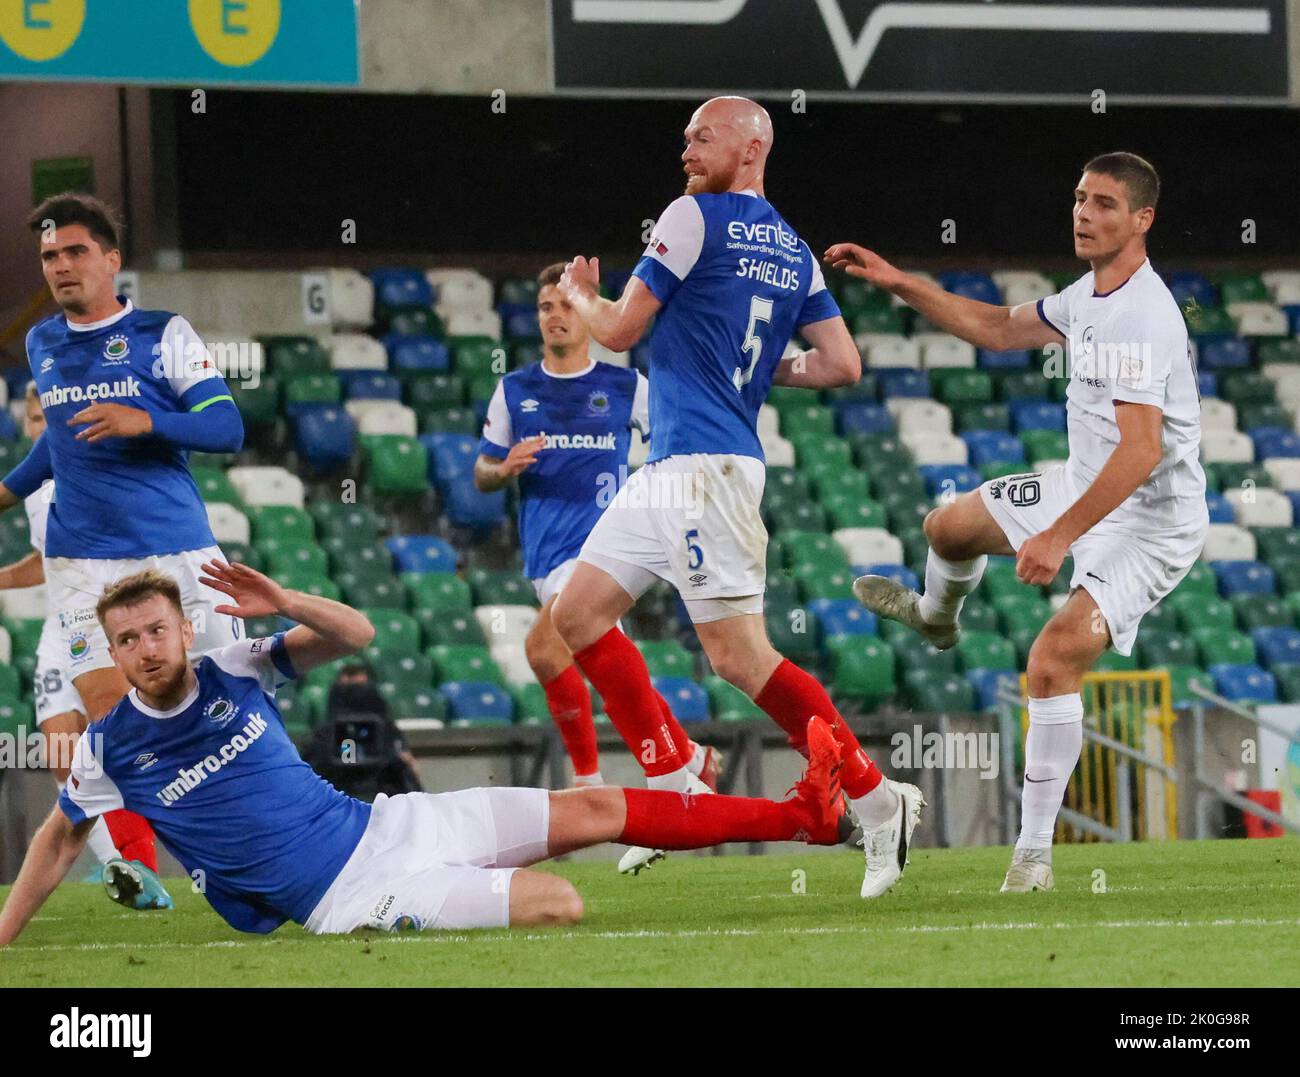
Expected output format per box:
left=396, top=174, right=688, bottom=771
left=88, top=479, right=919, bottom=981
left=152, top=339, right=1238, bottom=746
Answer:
left=479, top=360, right=648, bottom=580
left=632, top=191, right=840, bottom=463
left=26, top=299, right=232, bottom=558
left=60, top=635, right=372, bottom=934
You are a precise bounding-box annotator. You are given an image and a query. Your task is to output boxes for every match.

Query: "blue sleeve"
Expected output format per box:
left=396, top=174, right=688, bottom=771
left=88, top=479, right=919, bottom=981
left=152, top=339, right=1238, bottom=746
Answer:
left=269, top=631, right=298, bottom=682
left=795, top=288, right=841, bottom=328
left=150, top=395, right=244, bottom=453
left=632, top=256, right=683, bottom=305
left=1, top=434, right=52, bottom=499
left=478, top=437, right=509, bottom=460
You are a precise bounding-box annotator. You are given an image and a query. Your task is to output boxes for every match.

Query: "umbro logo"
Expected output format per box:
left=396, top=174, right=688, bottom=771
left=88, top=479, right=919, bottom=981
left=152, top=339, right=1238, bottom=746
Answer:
left=521, top=399, right=539, bottom=412
left=134, top=753, right=158, bottom=771
left=688, top=573, right=708, bottom=587
left=40, top=356, right=54, bottom=373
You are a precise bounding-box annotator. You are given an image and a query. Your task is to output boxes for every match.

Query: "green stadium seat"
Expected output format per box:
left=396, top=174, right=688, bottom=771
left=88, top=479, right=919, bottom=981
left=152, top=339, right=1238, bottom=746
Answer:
left=1205, top=462, right=1271, bottom=491
left=366, top=437, right=429, bottom=496
left=766, top=602, right=820, bottom=662
left=404, top=572, right=472, bottom=613
left=453, top=338, right=501, bottom=378
left=791, top=561, right=854, bottom=601
left=344, top=577, right=408, bottom=610
left=420, top=407, right=479, bottom=436
left=429, top=643, right=504, bottom=686
left=275, top=691, right=317, bottom=734
left=192, top=468, right=241, bottom=505
left=888, top=631, right=960, bottom=674
left=230, top=376, right=281, bottom=425
left=956, top=630, right=1018, bottom=673
left=384, top=685, right=448, bottom=723
left=704, top=675, right=766, bottom=721
left=1190, top=626, right=1255, bottom=666
left=994, top=593, right=1051, bottom=635
left=371, top=652, right=435, bottom=689
left=1154, top=664, right=1209, bottom=708
left=310, top=502, right=382, bottom=542
left=499, top=278, right=539, bottom=306
left=811, top=469, right=871, bottom=501
left=285, top=373, right=341, bottom=411
left=1020, top=429, right=1068, bottom=464
left=509, top=683, right=550, bottom=725
left=387, top=307, right=443, bottom=338
left=896, top=525, right=929, bottom=566
left=363, top=610, right=422, bottom=656
left=1177, top=561, right=1218, bottom=596
left=219, top=542, right=260, bottom=572
left=1183, top=306, right=1235, bottom=338
left=1253, top=527, right=1300, bottom=565
left=406, top=372, right=466, bottom=409
left=638, top=640, right=695, bottom=678
left=1166, top=591, right=1234, bottom=631
left=1136, top=629, right=1198, bottom=668
left=904, top=668, right=975, bottom=711
left=765, top=537, right=787, bottom=575
left=1257, top=339, right=1300, bottom=367
left=303, top=656, right=350, bottom=691
left=469, top=569, right=537, bottom=607
left=957, top=402, right=1011, bottom=432
left=1237, top=403, right=1290, bottom=432
left=934, top=370, right=994, bottom=407
left=997, top=370, right=1050, bottom=402
left=826, top=636, right=896, bottom=705
left=415, top=608, right=487, bottom=648
left=0, top=665, right=20, bottom=699
left=823, top=494, right=887, bottom=531
left=1273, top=663, right=1300, bottom=703
left=1094, top=650, right=1139, bottom=672
left=850, top=434, right=913, bottom=475
left=1285, top=592, right=1300, bottom=628
left=1219, top=372, right=1275, bottom=408
left=261, top=335, right=330, bottom=377
left=781, top=405, right=836, bottom=438
left=324, top=540, right=396, bottom=582
left=765, top=574, right=800, bottom=608
left=767, top=500, right=829, bottom=534
left=1218, top=274, right=1269, bottom=305
left=246, top=505, right=314, bottom=544
left=791, top=434, right=853, bottom=471
left=981, top=559, right=1031, bottom=601
left=265, top=544, right=330, bottom=578
left=880, top=491, right=933, bottom=532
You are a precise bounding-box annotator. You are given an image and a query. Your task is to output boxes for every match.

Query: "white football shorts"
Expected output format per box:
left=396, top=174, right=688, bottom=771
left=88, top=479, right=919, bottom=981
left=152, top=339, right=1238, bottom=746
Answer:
left=978, top=465, right=1208, bottom=655
left=304, top=787, right=552, bottom=935
left=33, top=616, right=84, bottom=724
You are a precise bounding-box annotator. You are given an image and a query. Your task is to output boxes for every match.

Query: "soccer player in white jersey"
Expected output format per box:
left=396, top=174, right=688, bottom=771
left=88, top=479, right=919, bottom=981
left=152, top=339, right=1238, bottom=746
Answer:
left=827, top=152, right=1208, bottom=891
left=0, top=385, right=119, bottom=874
left=0, top=193, right=244, bottom=898
left=0, top=563, right=846, bottom=943
left=552, top=97, right=924, bottom=899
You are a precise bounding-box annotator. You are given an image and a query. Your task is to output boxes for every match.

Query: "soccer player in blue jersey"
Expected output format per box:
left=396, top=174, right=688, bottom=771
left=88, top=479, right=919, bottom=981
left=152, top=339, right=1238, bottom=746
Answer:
left=475, top=263, right=719, bottom=870
left=552, top=97, right=924, bottom=898
left=0, top=193, right=245, bottom=902
left=0, top=563, right=846, bottom=942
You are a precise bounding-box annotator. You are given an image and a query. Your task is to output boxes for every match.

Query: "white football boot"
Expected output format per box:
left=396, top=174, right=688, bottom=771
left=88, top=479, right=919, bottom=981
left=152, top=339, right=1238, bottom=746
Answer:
left=1000, top=847, right=1054, bottom=892
left=852, top=575, right=960, bottom=651
left=859, top=780, right=926, bottom=898
left=618, top=770, right=714, bottom=876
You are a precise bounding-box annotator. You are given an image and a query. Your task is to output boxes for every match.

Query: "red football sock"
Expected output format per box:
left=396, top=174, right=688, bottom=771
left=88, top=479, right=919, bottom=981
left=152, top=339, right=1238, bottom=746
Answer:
left=619, top=787, right=801, bottom=847
left=573, top=628, right=682, bottom=776
left=103, top=809, right=158, bottom=872
left=542, top=665, right=600, bottom=778
left=656, top=690, right=697, bottom=767
left=754, top=659, right=883, bottom=799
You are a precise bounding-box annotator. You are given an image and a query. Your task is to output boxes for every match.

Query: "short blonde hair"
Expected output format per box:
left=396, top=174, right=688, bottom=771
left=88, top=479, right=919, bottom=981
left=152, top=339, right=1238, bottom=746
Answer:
left=96, top=569, right=185, bottom=629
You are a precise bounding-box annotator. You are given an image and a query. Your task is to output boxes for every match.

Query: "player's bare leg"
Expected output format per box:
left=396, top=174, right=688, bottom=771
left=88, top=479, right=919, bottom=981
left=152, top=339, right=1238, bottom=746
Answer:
left=853, top=491, right=1009, bottom=651
left=1002, top=587, right=1109, bottom=893
left=72, top=666, right=170, bottom=907
left=693, top=611, right=922, bottom=898
left=526, top=597, right=604, bottom=787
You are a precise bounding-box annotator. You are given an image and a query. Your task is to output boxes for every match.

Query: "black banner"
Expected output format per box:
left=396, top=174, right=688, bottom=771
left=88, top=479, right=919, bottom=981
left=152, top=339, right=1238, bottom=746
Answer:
left=553, top=0, right=1289, bottom=101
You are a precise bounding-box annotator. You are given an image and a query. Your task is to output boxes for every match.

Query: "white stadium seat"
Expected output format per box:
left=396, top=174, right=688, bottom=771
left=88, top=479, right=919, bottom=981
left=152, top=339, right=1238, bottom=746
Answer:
left=1225, top=488, right=1294, bottom=529
left=444, top=309, right=502, bottom=342
left=329, top=333, right=388, bottom=372
left=993, top=271, right=1054, bottom=307
left=0, top=585, right=46, bottom=622
left=429, top=270, right=494, bottom=314
left=1199, top=428, right=1254, bottom=465
left=324, top=269, right=373, bottom=330
left=226, top=466, right=305, bottom=509
left=589, top=341, right=630, bottom=368
left=1201, top=523, right=1257, bottom=562
left=475, top=605, right=538, bottom=650
left=892, top=399, right=953, bottom=437
left=832, top=527, right=903, bottom=567
left=1262, top=457, right=1300, bottom=492
left=1271, top=370, right=1300, bottom=411
left=627, top=427, right=649, bottom=469
left=0, top=624, right=10, bottom=665
left=757, top=404, right=780, bottom=439
left=858, top=335, right=920, bottom=369
left=192, top=332, right=266, bottom=383
left=490, top=643, right=536, bottom=687
left=0, top=379, right=9, bottom=408
left=903, top=431, right=968, bottom=466
left=348, top=401, right=418, bottom=438
left=1226, top=302, right=1287, bottom=337
left=1199, top=398, right=1238, bottom=431
left=761, top=434, right=795, bottom=468
left=914, top=333, right=976, bottom=370
left=1261, top=270, right=1300, bottom=305
left=206, top=502, right=251, bottom=546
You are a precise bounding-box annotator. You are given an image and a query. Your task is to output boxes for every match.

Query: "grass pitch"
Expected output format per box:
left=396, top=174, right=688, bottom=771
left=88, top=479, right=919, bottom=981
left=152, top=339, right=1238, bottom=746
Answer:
left=2, top=839, right=1297, bottom=987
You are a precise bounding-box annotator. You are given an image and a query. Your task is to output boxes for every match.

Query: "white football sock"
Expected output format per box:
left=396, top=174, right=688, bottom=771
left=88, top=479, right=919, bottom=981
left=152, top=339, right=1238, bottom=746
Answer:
left=572, top=771, right=605, bottom=788
left=646, top=766, right=691, bottom=793
left=1015, top=693, right=1084, bottom=851
left=917, top=550, right=988, bottom=626
left=684, top=742, right=705, bottom=777
left=850, top=781, right=899, bottom=828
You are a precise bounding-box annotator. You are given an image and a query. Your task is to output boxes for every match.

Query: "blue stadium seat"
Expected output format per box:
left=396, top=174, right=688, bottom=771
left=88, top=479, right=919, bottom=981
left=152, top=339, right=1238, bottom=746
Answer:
left=808, top=598, right=877, bottom=639
left=1287, top=492, right=1300, bottom=523
left=877, top=369, right=930, bottom=399
left=388, top=337, right=451, bottom=374
left=442, top=477, right=507, bottom=530
left=386, top=535, right=457, bottom=574
left=502, top=309, right=541, bottom=341
left=962, top=431, right=1025, bottom=468
left=1165, top=271, right=1216, bottom=310
left=977, top=348, right=1032, bottom=371
left=439, top=681, right=515, bottom=724
left=370, top=268, right=434, bottom=310
left=1284, top=305, right=1300, bottom=335
left=836, top=402, right=894, bottom=437
left=603, top=268, right=633, bottom=297
left=1250, top=627, right=1300, bottom=669
left=939, top=271, right=1000, bottom=305
left=919, top=464, right=981, bottom=496
left=966, top=668, right=1020, bottom=710
left=1011, top=401, right=1067, bottom=433
left=652, top=677, right=710, bottom=723
left=1205, top=491, right=1235, bottom=524
left=1199, top=338, right=1250, bottom=371
left=294, top=408, right=356, bottom=473
left=0, top=411, right=18, bottom=441
left=1209, top=663, right=1276, bottom=703
left=3, top=369, right=31, bottom=400
left=1198, top=371, right=1218, bottom=399
left=419, top=433, right=478, bottom=483
left=858, top=563, right=920, bottom=591
left=1252, top=429, right=1300, bottom=459
left=1212, top=560, right=1276, bottom=597
left=345, top=372, right=402, bottom=402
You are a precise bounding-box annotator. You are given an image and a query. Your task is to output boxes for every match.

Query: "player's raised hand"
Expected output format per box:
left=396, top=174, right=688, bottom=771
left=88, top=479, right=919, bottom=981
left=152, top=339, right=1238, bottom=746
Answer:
left=198, top=560, right=290, bottom=619
left=823, top=243, right=903, bottom=289
left=68, top=402, right=153, bottom=442
left=500, top=434, right=546, bottom=478
left=1015, top=529, right=1070, bottom=586
left=558, top=256, right=600, bottom=302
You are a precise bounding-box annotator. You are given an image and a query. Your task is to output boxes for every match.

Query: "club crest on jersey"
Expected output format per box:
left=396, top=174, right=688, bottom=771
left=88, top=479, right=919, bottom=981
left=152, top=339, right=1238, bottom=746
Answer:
left=204, top=697, right=240, bottom=728
left=68, top=634, right=88, bottom=659
left=586, top=390, right=611, bottom=416
left=134, top=752, right=159, bottom=771
left=521, top=399, right=539, bottom=413
left=103, top=335, right=131, bottom=364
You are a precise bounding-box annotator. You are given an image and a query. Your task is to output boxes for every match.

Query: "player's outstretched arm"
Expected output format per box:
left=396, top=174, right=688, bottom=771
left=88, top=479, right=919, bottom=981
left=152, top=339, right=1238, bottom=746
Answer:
left=199, top=560, right=375, bottom=674
left=773, top=316, right=861, bottom=389
left=0, top=549, right=45, bottom=590
left=0, top=807, right=93, bottom=946
left=824, top=242, right=1061, bottom=352
left=0, top=433, right=53, bottom=514
left=558, top=257, right=662, bottom=353
left=474, top=436, right=545, bottom=493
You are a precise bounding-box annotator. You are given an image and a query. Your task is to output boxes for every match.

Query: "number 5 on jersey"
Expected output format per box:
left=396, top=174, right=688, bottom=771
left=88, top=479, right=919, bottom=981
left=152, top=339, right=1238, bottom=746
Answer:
left=734, top=295, right=774, bottom=391
left=685, top=529, right=704, bottom=570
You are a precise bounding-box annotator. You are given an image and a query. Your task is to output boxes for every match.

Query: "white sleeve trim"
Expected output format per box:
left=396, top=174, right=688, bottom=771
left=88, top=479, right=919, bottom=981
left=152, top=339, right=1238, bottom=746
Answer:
left=631, top=372, right=651, bottom=437
left=644, top=196, right=705, bottom=282
left=65, top=732, right=124, bottom=820
left=807, top=249, right=829, bottom=297
left=481, top=380, right=512, bottom=449
left=207, top=637, right=285, bottom=695
left=158, top=315, right=222, bottom=400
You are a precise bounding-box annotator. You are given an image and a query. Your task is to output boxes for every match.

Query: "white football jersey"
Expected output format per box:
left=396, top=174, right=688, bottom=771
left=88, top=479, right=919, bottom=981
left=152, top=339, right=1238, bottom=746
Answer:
left=1036, top=258, right=1206, bottom=529
left=23, top=480, right=55, bottom=556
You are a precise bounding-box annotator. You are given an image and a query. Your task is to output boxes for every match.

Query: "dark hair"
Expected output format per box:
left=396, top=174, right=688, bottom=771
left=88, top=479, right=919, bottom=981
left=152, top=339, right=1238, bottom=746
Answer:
left=1082, top=152, right=1160, bottom=212
left=536, top=262, right=567, bottom=289
left=27, top=192, right=123, bottom=252
left=96, top=569, right=185, bottom=629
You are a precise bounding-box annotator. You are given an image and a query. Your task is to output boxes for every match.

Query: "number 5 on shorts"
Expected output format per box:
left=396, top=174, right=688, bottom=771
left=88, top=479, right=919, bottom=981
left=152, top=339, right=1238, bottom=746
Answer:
left=685, top=529, right=704, bottom=570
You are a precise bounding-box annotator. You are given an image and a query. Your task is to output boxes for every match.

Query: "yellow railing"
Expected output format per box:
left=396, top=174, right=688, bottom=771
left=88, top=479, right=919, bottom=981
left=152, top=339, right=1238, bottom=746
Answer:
left=1019, top=670, right=1178, bottom=842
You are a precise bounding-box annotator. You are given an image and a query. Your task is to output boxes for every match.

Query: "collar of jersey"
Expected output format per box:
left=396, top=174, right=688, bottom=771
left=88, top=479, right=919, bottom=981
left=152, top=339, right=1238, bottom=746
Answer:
left=66, top=297, right=134, bottom=333
left=738, top=188, right=759, bottom=198
left=129, top=675, right=200, bottom=719
left=1091, top=258, right=1148, bottom=299
left=541, top=357, right=596, bottom=379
